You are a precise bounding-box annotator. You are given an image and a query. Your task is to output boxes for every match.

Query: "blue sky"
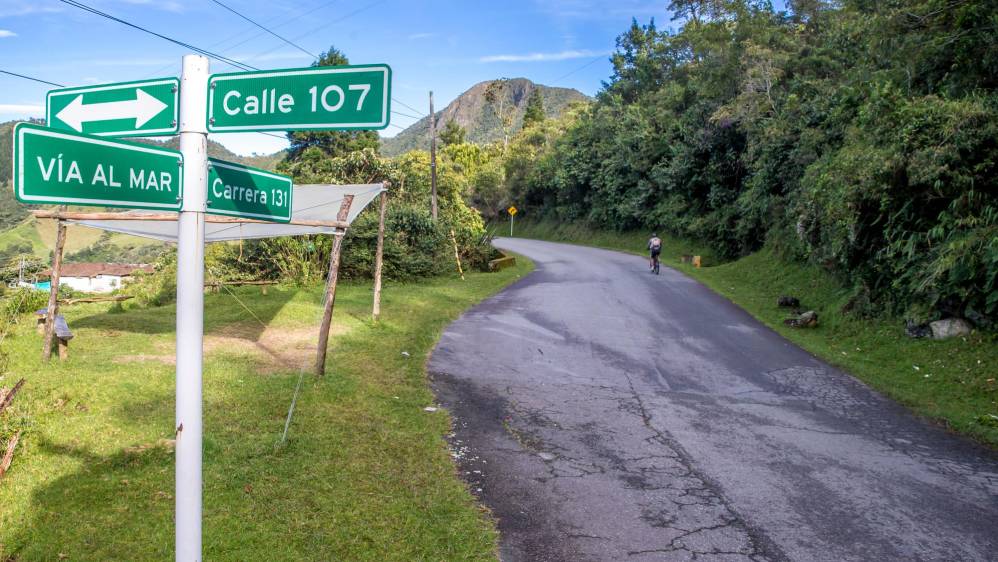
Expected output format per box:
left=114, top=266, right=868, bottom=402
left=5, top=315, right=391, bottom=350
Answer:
left=2, top=1, right=729, bottom=155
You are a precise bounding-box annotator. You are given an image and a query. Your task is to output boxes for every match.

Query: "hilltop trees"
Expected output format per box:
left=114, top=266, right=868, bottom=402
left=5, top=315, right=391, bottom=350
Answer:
left=439, top=120, right=467, bottom=146
left=522, top=88, right=545, bottom=127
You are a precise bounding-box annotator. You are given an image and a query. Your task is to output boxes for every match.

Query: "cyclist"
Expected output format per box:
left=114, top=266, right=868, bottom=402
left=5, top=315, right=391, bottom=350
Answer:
left=648, top=233, right=662, bottom=273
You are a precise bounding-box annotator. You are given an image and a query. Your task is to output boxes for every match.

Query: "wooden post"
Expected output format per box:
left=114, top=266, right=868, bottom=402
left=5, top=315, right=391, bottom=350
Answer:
left=429, top=91, right=438, bottom=220
left=450, top=229, right=465, bottom=281
left=0, top=431, right=20, bottom=480
left=315, top=195, right=354, bottom=377
left=372, top=189, right=388, bottom=321
left=42, top=218, right=67, bottom=361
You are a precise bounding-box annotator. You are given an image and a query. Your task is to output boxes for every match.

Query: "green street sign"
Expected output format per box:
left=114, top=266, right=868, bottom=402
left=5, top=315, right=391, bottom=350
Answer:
left=207, top=158, right=293, bottom=223
left=207, top=64, right=391, bottom=132
left=13, top=122, right=183, bottom=211
left=46, top=78, right=179, bottom=137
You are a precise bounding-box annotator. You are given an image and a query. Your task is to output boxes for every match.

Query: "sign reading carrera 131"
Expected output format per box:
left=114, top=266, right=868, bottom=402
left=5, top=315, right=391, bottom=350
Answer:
left=206, top=64, right=391, bottom=132
left=207, top=158, right=293, bottom=223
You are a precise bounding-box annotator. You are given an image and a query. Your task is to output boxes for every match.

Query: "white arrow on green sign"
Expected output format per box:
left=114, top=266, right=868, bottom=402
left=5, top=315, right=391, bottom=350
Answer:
left=207, top=64, right=391, bottom=132
left=47, top=78, right=179, bottom=137
left=13, top=122, right=183, bottom=211
left=207, top=158, right=293, bottom=223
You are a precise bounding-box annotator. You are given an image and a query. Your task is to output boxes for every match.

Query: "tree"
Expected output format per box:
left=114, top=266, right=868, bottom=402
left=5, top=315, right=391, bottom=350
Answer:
left=522, top=88, right=545, bottom=127
left=484, top=79, right=514, bottom=148
left=439, top=119, right=467, bottom=146
left=285, top=46, right=380, bottom=161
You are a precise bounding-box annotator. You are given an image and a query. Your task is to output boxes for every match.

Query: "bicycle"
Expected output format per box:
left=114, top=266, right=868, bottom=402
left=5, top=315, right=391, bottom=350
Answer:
left=650, top=252, right=660, bottom=275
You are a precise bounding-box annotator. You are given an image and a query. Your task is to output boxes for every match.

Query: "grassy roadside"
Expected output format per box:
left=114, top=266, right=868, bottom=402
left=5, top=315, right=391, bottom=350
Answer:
left=511, top=220, right=998, bottom=448
left=0, top=259, right=532, bottom=561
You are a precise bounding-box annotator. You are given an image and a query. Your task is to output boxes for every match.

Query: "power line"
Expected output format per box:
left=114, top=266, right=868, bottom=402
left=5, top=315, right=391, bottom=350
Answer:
left=551, top=55, right=605, bottom=85
left=391, top=110, right=423, bottom=120
left=0, top=69, right=64, bottom=88
left=58, top=0, right=256, bottom=71
left=392, top=98, right=426, bottom=117
left=208, top=0, right=317, bottom=59
left=248, top=0, right=387, bottom=62
left=140, top=0, right=339, bottom=79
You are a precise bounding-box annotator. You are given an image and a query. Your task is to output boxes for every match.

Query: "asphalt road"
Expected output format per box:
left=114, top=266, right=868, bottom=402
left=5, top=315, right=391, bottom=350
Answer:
left=428, top=238, right=998, bottom=562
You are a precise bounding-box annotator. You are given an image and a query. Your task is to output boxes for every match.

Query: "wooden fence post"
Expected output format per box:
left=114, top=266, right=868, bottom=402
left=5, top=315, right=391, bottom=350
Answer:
left=450, top=229, right=465, bottom=281
left=315, top=195, right=354, bottom=377
left=372, top=188, right=388, bottom=321
left=42, top=217, right=67, bottom=361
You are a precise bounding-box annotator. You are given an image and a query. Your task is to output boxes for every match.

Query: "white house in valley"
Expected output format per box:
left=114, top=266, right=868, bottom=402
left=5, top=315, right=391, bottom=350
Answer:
left=42, top=263, right=154, bottom=293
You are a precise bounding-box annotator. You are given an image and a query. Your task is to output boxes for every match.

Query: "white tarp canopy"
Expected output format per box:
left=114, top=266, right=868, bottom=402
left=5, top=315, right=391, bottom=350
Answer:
left=64, top=183, right=384, bottom=243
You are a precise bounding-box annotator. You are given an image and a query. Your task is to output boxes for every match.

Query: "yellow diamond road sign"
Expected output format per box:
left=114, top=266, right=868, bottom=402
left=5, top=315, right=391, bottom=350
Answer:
left=508, top=206, right=517, bottom=216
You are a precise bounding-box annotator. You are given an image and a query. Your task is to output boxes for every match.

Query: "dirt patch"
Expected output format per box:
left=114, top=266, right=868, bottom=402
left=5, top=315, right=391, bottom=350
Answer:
left=115, top=322, right=350, bottom=374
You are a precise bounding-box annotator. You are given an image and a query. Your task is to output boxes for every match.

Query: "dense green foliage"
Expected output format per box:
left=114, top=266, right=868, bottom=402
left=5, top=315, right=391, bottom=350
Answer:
left=522, top=88, right=545, bottom=128
left=505, top=0, right=998, bottom=326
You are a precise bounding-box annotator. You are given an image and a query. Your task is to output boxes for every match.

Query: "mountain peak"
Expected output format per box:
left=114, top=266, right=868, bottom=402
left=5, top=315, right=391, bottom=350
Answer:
left=381, top=78, right=589, bottom=156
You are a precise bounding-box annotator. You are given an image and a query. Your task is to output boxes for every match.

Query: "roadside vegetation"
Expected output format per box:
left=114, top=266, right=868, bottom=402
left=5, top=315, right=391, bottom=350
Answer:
left=511, top=220, right=998, bottom=448
left=0, top=259, right=530, bottom=560
left=499, top=1, right=997, bottom=332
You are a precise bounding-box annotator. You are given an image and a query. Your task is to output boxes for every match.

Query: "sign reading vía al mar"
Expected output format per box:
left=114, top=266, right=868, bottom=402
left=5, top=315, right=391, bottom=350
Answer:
left=207, top=64, right=391, bottom=132
left=207, top=158, right=293, bottom=223
left=13, top=122, right=183, bottom=211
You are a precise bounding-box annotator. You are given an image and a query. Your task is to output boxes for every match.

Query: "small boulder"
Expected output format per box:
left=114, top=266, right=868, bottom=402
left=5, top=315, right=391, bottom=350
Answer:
left=784, top=310, right=818, bottom=328
left=929, top=318, right=972, bottom=340
left=778, top=296, right=801, bottom=308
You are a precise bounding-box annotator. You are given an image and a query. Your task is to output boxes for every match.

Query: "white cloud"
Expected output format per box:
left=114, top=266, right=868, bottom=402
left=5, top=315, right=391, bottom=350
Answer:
left=0, top=104, right=44, bottom=114
left=0, top=3, right=63, bottom=18
left=117, top=0, right=186, bottom=12
left=479, top=49, right=608, bottom=63
left=408, top=32, right=435, bottom=40
left=0, top=29, right=16, bottom=38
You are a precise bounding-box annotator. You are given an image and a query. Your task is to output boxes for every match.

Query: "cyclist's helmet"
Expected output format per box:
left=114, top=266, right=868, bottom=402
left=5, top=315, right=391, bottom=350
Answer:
left=651, top=232, right=658, bottom=238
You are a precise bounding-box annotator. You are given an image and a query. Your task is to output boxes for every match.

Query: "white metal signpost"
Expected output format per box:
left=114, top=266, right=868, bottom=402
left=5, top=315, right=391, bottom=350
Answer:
left=14, top=55, right=391, bottom=562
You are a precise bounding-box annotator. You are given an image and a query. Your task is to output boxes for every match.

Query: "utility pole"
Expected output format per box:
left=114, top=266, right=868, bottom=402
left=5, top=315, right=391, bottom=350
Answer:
left=429, top=91, right=438, bottom=220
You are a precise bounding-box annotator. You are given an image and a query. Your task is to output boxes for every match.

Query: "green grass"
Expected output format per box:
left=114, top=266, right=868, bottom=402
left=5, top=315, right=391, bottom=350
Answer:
left=0, top=218, right=46, bottom=256
left=512, top=220, right=998, bottom=448
left=0, top=217, right=162, bottom=259
left=0, top=259, right=532, bottom=561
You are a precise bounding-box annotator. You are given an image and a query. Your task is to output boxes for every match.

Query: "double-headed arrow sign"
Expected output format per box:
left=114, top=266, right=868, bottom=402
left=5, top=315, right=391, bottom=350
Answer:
left=47, top=78, right=179, bottom=137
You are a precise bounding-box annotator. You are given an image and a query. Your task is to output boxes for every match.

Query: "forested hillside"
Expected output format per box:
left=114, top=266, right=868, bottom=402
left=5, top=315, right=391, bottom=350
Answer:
left=381, top=78, right=588, bottom=156
left=504, top=0, right=997, bottom=326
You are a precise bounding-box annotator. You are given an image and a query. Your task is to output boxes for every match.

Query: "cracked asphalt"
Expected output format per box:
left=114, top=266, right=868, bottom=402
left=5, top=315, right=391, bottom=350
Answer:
left=428, top=238, right=998, bottom=562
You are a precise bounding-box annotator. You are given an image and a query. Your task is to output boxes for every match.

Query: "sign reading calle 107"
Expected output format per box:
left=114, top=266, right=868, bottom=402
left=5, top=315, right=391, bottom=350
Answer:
left=207, top=64, right=391, bottom=132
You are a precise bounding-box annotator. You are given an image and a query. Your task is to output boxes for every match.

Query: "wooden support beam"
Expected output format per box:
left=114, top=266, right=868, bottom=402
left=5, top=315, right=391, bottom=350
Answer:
left=42, top=218, right=66, bottom=361
left=31, top=210, right=349, bottom=230
left=0, top=431, right=20, bottom=481
left=450, top=229, right=465, bottom=281
left=315, top=195, right=354, bottom=377
left=372, top=190, right=388, bottom=321
left=0, top=378, right=25, bottom=416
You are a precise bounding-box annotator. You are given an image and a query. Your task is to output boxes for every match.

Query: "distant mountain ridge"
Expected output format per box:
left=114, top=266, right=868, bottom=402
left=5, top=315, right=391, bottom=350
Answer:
left=381, top=78, right=589, bottom=156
